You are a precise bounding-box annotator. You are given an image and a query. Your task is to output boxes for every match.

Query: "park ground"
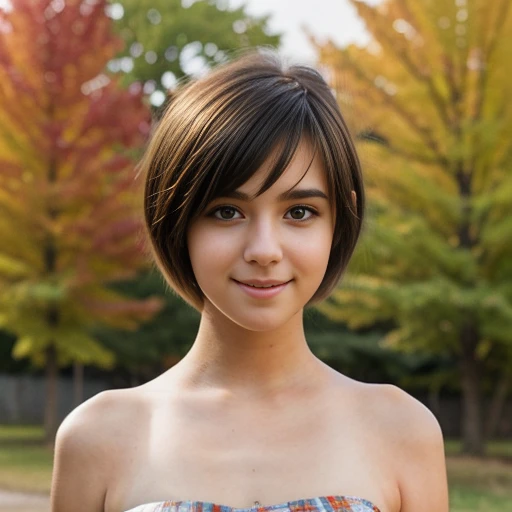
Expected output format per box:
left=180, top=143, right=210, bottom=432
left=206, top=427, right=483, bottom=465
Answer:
left=0, top=426, right=511, bottom=512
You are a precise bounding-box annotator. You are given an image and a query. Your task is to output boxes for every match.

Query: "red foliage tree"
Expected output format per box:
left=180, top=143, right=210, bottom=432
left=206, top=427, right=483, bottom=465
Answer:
left=0, top=0, right=162, bottom=442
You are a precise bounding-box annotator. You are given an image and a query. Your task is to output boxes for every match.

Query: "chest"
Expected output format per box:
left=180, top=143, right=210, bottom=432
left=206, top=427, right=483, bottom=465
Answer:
left=110, top=396, right=393, bottom=512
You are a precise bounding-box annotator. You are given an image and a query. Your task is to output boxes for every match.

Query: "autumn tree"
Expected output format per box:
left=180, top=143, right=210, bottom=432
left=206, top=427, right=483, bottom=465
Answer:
left=82, top=0, right=283, bottom=372
left=0, top=0, right=162, bottom=443
left=315, top=0, right=512, bottom=454
left=107, top=0, right=280, bottom=100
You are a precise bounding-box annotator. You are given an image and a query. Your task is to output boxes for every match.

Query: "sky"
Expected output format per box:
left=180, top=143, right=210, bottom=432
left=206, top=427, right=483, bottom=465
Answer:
left=228, top=0, right=381, bottom=64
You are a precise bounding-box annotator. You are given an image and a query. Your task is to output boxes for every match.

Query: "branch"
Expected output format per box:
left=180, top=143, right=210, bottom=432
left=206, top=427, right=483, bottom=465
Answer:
left=385, top=144, right=442, bottom=166
left=473, top=0, right=511, bottom=124
left=338, top=55, right=450, bottom=169
left=360, top=0, right=454, bottom=131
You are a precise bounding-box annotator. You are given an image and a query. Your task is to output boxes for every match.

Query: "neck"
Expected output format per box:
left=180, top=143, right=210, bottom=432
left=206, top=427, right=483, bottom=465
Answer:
left=174, top=302, right=326, bottom=398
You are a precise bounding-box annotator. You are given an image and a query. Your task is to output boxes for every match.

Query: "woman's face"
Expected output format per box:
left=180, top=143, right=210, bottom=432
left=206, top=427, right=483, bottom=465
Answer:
left=186, top=138, right=335, bottom=332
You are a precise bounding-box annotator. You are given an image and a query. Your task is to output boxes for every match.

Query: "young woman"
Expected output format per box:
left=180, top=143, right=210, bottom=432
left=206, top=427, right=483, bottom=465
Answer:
left=51, top=50, right=449, bottom=512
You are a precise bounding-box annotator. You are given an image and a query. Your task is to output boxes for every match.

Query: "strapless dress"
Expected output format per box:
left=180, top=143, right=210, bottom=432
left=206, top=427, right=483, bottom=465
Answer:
left=124, top=495, right=382, bottom=512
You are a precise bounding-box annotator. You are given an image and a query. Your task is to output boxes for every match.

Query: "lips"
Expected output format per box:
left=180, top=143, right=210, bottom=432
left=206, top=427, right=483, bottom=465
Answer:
left=233, top=279, right=292, bottom=299
left=244, top=283, right=283, bottom=288
left=234, top=279, right=291, bottom=288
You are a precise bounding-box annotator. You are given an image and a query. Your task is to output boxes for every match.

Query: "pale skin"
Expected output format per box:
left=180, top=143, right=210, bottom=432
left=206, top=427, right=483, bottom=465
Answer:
left=51, top=139, right=449, bottom=512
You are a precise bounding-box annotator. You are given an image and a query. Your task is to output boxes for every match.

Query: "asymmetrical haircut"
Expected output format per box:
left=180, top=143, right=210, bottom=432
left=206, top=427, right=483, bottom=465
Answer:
left=139, top=49, right=365, bottom=311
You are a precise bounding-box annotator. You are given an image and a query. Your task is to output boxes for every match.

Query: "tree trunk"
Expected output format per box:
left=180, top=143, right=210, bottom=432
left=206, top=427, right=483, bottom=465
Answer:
left=459, top=320, right=485, bottom=455
left=44, top=344, right=58, bottom=446
left=454, top=161, right=484, bottom=455
left=73, top=362, right=84, bottom=407
left=43, top=147, right=59, bottom=445
left=428, top=384, right=441, bottom=419
left=484, top=371, right=510, bottom=440
left=44, top=303, right=60, bottom=446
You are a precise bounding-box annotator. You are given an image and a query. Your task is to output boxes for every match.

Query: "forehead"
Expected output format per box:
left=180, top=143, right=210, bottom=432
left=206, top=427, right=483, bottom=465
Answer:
left=236, top=138, right=328, bottom=197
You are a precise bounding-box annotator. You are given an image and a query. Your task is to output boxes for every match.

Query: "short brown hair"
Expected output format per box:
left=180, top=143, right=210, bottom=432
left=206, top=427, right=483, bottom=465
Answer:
left=139, top=49, right=365, bottom=311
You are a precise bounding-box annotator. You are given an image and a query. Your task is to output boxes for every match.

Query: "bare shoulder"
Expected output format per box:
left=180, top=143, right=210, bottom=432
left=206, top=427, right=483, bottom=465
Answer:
left=361, top=383, right=450, bottom=512
left=54, top=388, right=144, bottom=456
left=361, top=384, right=443, bottom=442
left=51, top=388, right=148, bottom=512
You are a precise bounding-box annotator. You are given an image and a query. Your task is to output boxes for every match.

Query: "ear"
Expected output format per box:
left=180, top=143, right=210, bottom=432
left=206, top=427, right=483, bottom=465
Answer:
left=351, top=190, right=357, bottom=208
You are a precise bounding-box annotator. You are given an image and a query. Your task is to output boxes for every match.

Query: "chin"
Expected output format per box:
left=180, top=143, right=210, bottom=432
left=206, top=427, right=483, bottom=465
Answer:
left=233, top=315, right=290, bottom=333
left=208, top=301, right=302, bottom=333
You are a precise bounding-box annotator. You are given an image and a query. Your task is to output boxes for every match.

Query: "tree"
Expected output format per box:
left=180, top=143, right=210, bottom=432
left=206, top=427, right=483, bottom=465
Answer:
left=91, top=269, right=201, bottom=385
left=107, top=0, right=280, bottom=100
left=82, top=0, right=283, bottom=373
left=0, top=0, right=162, bottom=443
left=314, top=0, right=512, bottom=454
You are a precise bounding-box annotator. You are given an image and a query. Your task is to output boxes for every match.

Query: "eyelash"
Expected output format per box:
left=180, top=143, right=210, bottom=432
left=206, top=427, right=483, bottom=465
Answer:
left=208, top=204, right=319, bottom=223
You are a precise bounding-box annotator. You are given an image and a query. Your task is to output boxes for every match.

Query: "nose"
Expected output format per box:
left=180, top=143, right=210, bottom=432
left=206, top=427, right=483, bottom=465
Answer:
left=243, top=217, right=283, bottom=266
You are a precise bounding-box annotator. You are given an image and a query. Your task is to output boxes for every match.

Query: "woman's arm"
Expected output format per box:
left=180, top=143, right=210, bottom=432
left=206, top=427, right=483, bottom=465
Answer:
left=390, top=387, right=450, bottom=512
left=51, top=393, right=112, bottom=512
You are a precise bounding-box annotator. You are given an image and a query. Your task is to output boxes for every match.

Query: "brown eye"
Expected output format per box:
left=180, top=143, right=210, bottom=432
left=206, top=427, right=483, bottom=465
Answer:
left=286, top=206, right=316, bottom=221
left=213, top=206, right=240, bottom=220
left=289, top=207, right=306, bottom=220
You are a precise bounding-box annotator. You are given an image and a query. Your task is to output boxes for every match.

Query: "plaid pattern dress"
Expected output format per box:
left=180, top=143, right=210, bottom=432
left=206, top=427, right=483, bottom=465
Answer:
left=124, top=495, right=382, bottom=512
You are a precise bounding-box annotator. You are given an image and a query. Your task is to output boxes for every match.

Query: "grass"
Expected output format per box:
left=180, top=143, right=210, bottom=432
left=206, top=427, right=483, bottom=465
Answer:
left=0, top=425, right=52, bottom=494
left=0, top=426, right=511, bottom=511
left=445, top=438, right=512, bottom=459
left=446, top=454, right=512, bottom=511
left=449, top=487, right=512, bottom=511
left=0, top=425, right=46, bottom=443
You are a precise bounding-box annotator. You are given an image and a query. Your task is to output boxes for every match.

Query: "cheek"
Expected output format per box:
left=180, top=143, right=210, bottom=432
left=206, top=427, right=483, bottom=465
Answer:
left=290, top=228, right=333, bottom=274
left=187, top=225, right=237, bottom=277
left=186, top=225, right=204, bottom=277
left=191, top=227, right=236, bottom=254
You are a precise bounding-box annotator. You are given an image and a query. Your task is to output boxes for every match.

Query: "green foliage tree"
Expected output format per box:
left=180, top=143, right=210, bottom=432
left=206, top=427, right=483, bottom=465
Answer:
left=108, top=0, right=280, bottom=98
left=315, top=0, right=512, bottom=455
left=0, top=0, right=163, bottom=442
left=92, top=270, right=201, bottom=384
left=84, top=0, right=282, bottom=373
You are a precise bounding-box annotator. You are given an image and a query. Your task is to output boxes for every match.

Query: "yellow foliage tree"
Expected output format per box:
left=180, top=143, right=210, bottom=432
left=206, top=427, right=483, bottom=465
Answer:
left=0, top=0, right=162, bottom=442
left=315, top=0, right=512, bottom=455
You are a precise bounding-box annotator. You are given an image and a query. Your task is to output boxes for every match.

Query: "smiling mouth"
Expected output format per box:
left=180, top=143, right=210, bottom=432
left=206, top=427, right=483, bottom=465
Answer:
left=243, top=283, right=284, bottom=288
left=234, top=279, right=291, bottom=288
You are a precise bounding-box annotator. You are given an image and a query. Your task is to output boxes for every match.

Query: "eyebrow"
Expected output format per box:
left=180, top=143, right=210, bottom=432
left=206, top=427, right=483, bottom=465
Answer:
left=221, top=188, right=329, bottom=202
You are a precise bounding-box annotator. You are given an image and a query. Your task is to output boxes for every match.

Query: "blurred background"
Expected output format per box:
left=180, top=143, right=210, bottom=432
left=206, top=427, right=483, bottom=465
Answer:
left=0, top=0, right=511, bottom=511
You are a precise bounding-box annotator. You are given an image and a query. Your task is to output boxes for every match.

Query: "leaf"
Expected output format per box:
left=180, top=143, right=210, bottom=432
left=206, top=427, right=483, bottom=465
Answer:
left=315, top=0, right=512, bottom=359
left=0, top=0, right=163, bottom=370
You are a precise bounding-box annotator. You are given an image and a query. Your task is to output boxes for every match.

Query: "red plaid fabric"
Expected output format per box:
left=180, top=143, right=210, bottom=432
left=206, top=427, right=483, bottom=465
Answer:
left=125, top=495, right=381, bottom=512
